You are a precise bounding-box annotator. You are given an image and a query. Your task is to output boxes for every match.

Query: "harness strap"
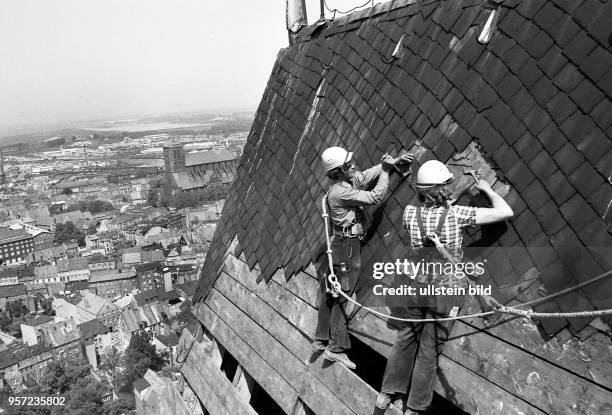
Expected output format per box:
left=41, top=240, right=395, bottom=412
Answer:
left=416, top=205, right=448, bottom=244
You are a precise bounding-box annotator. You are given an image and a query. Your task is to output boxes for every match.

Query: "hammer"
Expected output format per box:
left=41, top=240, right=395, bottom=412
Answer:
left=464, top=169, right=480, bottom=184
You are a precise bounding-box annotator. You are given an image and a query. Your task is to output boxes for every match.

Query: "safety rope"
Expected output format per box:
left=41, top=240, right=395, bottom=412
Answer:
left=320, top=195, right=612, bottom=323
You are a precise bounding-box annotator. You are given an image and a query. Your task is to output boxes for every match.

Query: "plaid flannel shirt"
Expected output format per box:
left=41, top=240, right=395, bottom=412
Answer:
left=402, top=204, right=477, bottom=263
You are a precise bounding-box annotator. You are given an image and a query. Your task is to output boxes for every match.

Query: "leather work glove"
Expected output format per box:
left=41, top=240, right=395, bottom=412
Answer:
left=381, top=153, right=395, bottom=172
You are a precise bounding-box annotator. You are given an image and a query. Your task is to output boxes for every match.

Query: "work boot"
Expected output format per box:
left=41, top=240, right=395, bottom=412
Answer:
left=375, top=392, right=391, bottom=409
left=323, top=349, right=356, bottom=369
left=311, top=339, right=327, bottom=352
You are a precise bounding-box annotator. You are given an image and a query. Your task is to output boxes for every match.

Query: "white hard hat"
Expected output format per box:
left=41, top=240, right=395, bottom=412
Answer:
left=416, top=160, right=453, bottom=189
left=321, top=146, right=353, bottom=172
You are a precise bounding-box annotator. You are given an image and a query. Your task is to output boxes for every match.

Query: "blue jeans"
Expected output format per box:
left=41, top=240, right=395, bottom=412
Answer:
left=381, top=307, right=452, bottom=411
left=314, top=236, right=361, bottom=353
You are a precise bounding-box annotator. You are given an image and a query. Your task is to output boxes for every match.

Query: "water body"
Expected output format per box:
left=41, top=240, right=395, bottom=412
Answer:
left=83, top=122, right=213, bottom=132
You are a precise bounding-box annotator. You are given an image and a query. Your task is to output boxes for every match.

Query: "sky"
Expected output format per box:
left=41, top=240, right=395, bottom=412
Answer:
left=0, top=0, right=382, bottom=134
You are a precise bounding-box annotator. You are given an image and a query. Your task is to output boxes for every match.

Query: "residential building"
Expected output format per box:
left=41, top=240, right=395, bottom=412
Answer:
left=89, top=267, right=138, bottom=299
left=0, top=229, right=34, bottom=265
left=0, top=284, right=27, bottom=310
left=20, top=315, right=56, bottom=346
left=56, top=257, right=90, bottom=282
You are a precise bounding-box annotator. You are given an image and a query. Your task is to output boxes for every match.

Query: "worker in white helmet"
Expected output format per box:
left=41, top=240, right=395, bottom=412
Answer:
left=376, top=159, right=513, bottom=414
left=313, top=146, right=413, bottom=370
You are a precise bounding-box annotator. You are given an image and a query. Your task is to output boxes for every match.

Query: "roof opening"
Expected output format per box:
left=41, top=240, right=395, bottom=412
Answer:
left=349, top=334, right=468, bottom=414
left=249, top=381, right=286, bottom=415
left=219, top=350, right=239, bottom=381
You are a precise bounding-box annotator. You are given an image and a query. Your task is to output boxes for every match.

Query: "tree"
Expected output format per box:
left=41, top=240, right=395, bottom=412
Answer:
left=35, top=294, right=55, bottom=315
left=49, top=204, right=64, bottom=214
left=146, top=188, right=159, bottom=206
left=118, top=331, right=168, bottom=392
left=61, top=188, right=73, bottom=195
left=54, top=221, right=85, bottom=246
left=0, top=311, right=12, bottom=330
left=100, top=347, right=122, bottom=386
left=6, top=300, right=28, bottom=318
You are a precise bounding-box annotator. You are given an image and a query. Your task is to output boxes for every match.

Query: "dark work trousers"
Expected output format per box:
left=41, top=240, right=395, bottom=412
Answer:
left=314, top=236, right=362, bottom=353
left=380, top=306, right=453, bottom=411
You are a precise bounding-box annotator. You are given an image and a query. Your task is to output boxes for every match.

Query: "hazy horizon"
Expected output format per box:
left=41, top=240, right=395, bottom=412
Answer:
left=0, top=0, right=385, bottom=137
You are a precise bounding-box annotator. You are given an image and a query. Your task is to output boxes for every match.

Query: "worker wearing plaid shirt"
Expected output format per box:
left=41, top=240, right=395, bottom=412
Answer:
left=377, top=160, right=513, bottom=414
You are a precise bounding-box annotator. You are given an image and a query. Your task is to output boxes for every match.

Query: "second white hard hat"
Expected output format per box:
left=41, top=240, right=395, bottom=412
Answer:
left=321, top=146, right=353, bottom=172
left=416, top=160, right=453, bottom=189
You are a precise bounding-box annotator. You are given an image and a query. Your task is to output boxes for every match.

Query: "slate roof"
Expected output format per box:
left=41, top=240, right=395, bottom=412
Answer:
left=78, top=319, right=108, bottom=339
left=185, top=149, right=236, bottom=166
left=0, top=284, right=27, bottom=298
left=57, top=257, right=89, bottom=273
left=194, top=0, right=612, bottom=338
left=0, top=229, right=32, bottom=244
left=89, top=268, right=136, bottom=283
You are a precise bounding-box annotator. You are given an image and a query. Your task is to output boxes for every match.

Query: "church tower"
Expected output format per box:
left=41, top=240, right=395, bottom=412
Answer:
left=163, top=142, right=185, bottom=173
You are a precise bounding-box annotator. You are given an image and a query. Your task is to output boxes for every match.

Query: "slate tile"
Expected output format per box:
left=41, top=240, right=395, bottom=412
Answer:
left=517, top=62, right=544, bottom=93
left=580, top=46, right=612, bottom=83
left=545, top=92, right=578, bottom=126
left=472, top=82, right=498, bottom=111
left=478, top=127, right=505, bottom=155
left=564, top=31, right=598, bottom=64
left=578, top=218, right=612, bottom=248
left=537, top=122, right=567, bottom=155
left=553, top=63, right=585, bottom=92
left=508, top=245, right=534, bottom=277
left=560, top=194, right=598, bottom=234
left=434, top=139, right=455, bottom=163
left=528, top=151, right=558, bottom=179
left=588, top=181, right=612, bottom=218
left=522, top=179, right=549, bottom=212
left=495, top=73, right=522, bottom=102
left=543, top=169, right=577, bottom=206
left=523, top=30, right=554, bottom=59
left=484, top=101, right=512, bottom=128
left=498, top=9, right=525, bottom=37
left=508, top=89, right=537, bottom=120
left=453, top=100, right=478, bottom=128
left=526, top=233, right=558, bottom=270
left=513, top=210, right=543, bottom=244
left=568, top=161, right=606, bottom=200
left=442, top=88, right=464, bottom=114
left=535, top=199, right=567, bottom=236
left=559, top=112, right=597, bottom=146
left=538, top=45, right=569, bottom=79
left=498, top=42, right=531, bottom=74
left=422, top=125, right=444, bottom=147
left=573, top=0, right=606, bottom=29
left=590, top=99, right=612, bottom=132
left=448, top=126, right=472, bottom=152
left=517, top=0, right=547, bottom=18
left=498, top=223, right=520, bottom=246
left=523, top=105, right=552, bottom=136
left=451, top=5, right=481, bottom=38
left=588, top=6, right=612, bottom=45
left=492, top=145, right=520, bottom=173
left=498, top=114, right=526, bottom=145
left=485, top=249, right=515, bottom=286
left=513, top=131, right=543, bottom=164
left=474, top=52, right=509, bottom=86
left=569, top=79, right=605, bottom=113
left=533, top=1, right=565, bottom=32
left=506, top=159, right=536, bottom=191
